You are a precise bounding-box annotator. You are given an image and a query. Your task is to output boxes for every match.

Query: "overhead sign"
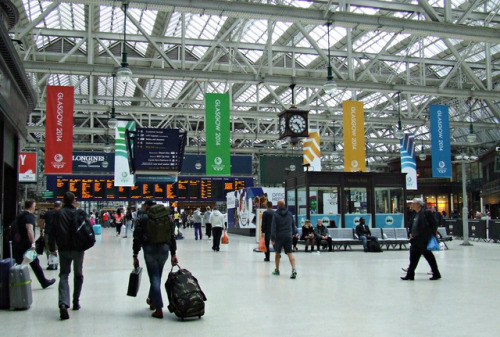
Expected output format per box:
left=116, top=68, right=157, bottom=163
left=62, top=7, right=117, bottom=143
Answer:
left=343, top=100, right=366, bottom=172
left=44, top=86, right=74, bottom=174
left=205, top=93, right=231, bottom=176
left=400, top=133, right=417, bottom=190
left=19, top=152, right=37, bottom=182
left=114, top=121, right=136, bottom=186
left=132, top=128, right=186, bottom=174
left=72, top=151, right=114, bottom=172
left=430, top=105, right=452, bottom=178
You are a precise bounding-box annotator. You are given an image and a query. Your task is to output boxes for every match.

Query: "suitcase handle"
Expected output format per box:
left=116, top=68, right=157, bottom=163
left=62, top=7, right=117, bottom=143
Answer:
left=170, top=264, right=181, bottom=272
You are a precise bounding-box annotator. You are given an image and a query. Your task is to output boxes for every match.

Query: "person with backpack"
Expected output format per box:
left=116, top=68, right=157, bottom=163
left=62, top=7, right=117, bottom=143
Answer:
left=209, top=207, right=225, bottom=252
left=49, top=192, right=93, bottom=320
left=11, top=199, right=56, bottom=289
left=133, top=200, right=179, bottom=319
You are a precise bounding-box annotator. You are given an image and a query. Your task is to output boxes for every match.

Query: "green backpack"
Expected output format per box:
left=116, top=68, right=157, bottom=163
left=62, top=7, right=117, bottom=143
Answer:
left=146, top=204, right=174, bottom=244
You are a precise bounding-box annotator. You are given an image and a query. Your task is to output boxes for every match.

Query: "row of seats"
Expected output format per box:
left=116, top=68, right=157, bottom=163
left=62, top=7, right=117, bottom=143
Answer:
left=296, top=227, right=453, bottom=251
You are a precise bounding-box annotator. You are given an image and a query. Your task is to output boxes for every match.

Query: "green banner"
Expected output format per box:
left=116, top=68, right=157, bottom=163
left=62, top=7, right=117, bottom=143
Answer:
left=205, top=93, right=231, bottom=176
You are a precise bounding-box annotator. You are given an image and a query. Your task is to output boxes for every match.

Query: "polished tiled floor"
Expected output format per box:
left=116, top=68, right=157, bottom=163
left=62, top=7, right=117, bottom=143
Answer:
left=1, top=227, right=500, bottom=337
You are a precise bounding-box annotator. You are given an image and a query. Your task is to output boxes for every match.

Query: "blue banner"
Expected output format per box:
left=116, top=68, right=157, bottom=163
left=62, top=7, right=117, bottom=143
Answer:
left=430, top=105, right=452, bottom=178
left=400, top=133, right=417, bottom=190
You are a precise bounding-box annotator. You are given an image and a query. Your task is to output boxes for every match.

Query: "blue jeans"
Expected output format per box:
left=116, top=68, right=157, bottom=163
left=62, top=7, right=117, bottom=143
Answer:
left=125, top=220, right=132, bottom=237
left=194, top=222, right=202, bottom=240
left=58, top=250, right=84, bottom=308
left=143, top=244, right=170, bottom=309
left=359, top=235, right=369, bottom=249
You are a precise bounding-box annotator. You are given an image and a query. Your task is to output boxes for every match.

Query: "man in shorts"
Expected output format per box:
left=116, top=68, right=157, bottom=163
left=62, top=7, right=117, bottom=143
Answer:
left=270, top=200, right=297, bottom=279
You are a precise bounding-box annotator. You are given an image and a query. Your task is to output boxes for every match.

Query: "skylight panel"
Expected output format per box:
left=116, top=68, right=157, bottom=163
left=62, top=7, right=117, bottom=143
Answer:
left=240, top=49, right=263, bottom=63
left=272, top=22, right=293, bottom=43
left=240, top=20, right=267, bottom=44
left=165, top=11, right=182, bottom=38
left=295, top=54, right=316, bottom=67
left=136, top=9, right=158, bottom=36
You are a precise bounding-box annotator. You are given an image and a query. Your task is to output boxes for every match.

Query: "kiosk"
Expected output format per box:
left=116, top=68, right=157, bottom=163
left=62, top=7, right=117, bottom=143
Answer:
left=285, top=171, right=407, bottom=229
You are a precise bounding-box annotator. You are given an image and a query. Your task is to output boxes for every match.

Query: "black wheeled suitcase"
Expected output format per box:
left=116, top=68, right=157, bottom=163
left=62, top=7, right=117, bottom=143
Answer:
left=8, top=241, right=33, bottom=310
left=165, top=264, right=207, bottom=320
left=0, top=258, right=13, bottom=309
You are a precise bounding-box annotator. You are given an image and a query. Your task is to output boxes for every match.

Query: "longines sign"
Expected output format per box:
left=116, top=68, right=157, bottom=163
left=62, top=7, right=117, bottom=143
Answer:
left=72, top=151, right=114, bottom=173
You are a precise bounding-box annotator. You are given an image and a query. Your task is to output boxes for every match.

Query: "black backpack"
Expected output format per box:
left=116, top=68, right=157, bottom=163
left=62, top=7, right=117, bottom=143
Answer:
left=367, top=239, right=383, bottom=252
left=165, top=264, right=207, bottom=320
left=73, top=209, right=96, bottom=252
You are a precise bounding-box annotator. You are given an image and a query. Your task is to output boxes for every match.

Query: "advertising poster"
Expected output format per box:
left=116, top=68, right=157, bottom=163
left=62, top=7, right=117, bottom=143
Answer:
left=343, top=101, right=366, bottom=172
left=430, top=105, right=452, bottom=178
left=400, top=133, right=418, bottom=190
left=114, top=121, right=136, bottom=186
left=205, top=93, right=231, bottom=176
left=19, top=152, right=37, bottom=182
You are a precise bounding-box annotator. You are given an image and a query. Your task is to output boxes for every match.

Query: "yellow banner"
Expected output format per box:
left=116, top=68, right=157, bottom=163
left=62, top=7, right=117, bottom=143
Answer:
left=342, top=101, right=366, bottom=172
left=303, top=130, right=321, bottom=171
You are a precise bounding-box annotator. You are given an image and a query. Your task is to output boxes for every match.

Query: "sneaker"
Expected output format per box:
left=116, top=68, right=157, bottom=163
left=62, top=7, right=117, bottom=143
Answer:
left=290, top=269, right=297, bottom=279
left=272, top=269, right=280, bottom=276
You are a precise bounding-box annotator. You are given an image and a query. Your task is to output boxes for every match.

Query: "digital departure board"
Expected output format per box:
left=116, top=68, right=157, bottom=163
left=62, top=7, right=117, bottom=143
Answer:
left=131, top=186, right=141, bottom=199
left=106, top=179, right=115, bottom=199
left=94, top=179, right=105, bottom=199
left=155, top=184, right=165, bottom=199
left=48, top=176, right=253, bottom=201
left=177, top=180, right=188, bottom=199
left=166, top=183, right=176, bottom=199
left=82, top=179, right=93, bottom=199
left=189, top=180, right=200, bottom=199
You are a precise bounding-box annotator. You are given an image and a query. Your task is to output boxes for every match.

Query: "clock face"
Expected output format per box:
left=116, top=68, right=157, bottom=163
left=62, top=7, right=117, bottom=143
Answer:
left=288, top=114, right=307, bottom=134
left=279, top=116, right=286, bottom=135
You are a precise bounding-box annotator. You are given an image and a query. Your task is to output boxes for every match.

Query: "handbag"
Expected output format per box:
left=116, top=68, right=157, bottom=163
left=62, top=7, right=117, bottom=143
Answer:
left=127, top=267, right=143, bottom=297
left=35, top=235, right=45, bottom=255
left=258, top=237, right=267, bottom=252
left=221, top=231, right=229, bottom=244
left=427, top=236, right=440, bottom=251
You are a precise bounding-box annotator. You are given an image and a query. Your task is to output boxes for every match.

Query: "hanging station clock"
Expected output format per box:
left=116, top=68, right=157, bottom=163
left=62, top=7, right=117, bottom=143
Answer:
left=278, top=109, right=309, bottom=140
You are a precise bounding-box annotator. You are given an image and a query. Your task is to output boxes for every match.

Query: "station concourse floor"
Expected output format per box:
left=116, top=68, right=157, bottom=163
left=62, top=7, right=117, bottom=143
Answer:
left=1, top=227, right=499, bottom=337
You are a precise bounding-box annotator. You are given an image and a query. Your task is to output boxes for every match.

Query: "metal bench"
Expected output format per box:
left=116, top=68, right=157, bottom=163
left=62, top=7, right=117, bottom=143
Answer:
left=329, top=228, right=359, bottom=250
left=437, top=227, right=452, bottom=249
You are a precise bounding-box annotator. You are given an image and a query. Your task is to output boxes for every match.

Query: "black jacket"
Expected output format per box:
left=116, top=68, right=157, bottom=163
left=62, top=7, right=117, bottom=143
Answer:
left=261, top=209, right=274, bottom=236
left=410, top=209, right=438, bottom=250
left=50, top=205, right=82, bottom=252
left=355, top=224, right=371, bottom=237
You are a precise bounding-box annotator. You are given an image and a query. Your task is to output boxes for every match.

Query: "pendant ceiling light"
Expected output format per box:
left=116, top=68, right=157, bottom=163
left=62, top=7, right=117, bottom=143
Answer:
left=395, top=91, right=404, bottom=139
left=117, top=2, right=132, bottom=83
left=419, top=138, right=426, bottom=161
left=108, top=74, right=118, bottom=128
left=466, top=99, right=477, bottom=143
left=323, top=22, right=337, bottom=95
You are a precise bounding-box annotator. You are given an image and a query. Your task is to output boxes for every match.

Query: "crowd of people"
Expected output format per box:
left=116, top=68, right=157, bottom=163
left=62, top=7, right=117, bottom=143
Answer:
left=7, top=195, right=445, bottom=320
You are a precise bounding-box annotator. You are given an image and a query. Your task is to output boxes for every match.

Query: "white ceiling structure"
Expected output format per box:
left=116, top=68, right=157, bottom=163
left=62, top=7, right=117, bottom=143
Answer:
left=9, top=0, right=500, bottom=172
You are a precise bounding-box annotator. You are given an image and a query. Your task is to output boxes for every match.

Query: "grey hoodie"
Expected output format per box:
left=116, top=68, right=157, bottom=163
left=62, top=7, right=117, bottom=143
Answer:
left=271, top=208, right=296, bottom=242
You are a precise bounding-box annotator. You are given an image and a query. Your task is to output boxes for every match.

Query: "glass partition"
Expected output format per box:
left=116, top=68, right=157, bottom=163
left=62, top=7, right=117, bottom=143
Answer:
left=299, top=187, right=341, bottom=228
left=374, top=187, right=404, bottom=228
left=344, top=187, right=370, bottom=228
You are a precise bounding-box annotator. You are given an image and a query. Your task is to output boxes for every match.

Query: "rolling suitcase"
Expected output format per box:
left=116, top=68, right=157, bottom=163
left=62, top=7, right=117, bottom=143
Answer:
left=93, top=224, right=102, bottom=235
left=8, top=241, right=32, bottom=310
left=165, top=264, right=207, bottom=320
left=0, top=258, right=12, bottom=309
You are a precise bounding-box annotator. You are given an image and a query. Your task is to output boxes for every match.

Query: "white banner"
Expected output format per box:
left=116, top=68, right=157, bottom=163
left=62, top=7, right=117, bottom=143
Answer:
left=114, top=121, right=136, bottom=186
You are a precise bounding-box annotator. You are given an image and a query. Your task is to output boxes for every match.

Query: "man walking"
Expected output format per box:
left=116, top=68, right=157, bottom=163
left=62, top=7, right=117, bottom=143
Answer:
left=12, top=200, right=56, bottom=289
left=270, top=200, right=297, bottom=279
left=50, top=192, right=89, bottom=320
left=133, top=200, right=178, bottom=319
left=261, top=201, right=274, bottom=261
left=204, top=207, right=212, bottom=239
left=401, top=198, right=442, bottom=281
left=42, top=201, right=62, bottom=270
left=193, top=208, right=203, bottom=240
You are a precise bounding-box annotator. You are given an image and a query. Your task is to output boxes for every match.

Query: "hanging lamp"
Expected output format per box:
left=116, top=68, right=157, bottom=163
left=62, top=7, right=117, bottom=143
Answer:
left=323, top=22, right=337, bottom=95
left=395, top=91, right=404, bottom=139
left=108, top=73, right=118, bottom=128
left=117, top=2, right=132, bottom=83
left=419, top=138, right=426, bottom=161
left=466, top=99, right=477, bottom=143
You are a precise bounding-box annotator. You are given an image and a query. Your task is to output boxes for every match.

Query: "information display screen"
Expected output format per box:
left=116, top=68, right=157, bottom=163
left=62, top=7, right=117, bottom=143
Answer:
left=81, top=179, right=93, bottom=199
left=106, top=179, right=115, bottom=199
left=48, top=176, right=252, bottom=201
left=94, top=179, right=105, bottom=199
left=189, top=180, right=200, bottom=199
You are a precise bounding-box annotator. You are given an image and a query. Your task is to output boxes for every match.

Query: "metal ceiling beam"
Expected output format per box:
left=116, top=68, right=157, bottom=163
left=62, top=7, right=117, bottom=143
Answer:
left=22, top=61, right=500, bottom=100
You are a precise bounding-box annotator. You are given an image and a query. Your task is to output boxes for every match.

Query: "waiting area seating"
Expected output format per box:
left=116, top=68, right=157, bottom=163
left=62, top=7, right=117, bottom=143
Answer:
left=297, top=227, right=411, bottom=251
